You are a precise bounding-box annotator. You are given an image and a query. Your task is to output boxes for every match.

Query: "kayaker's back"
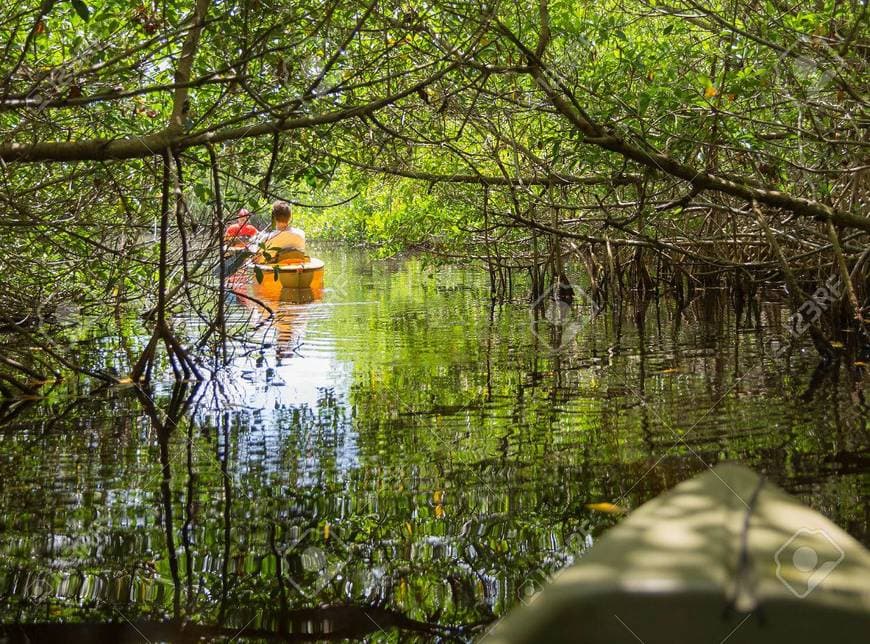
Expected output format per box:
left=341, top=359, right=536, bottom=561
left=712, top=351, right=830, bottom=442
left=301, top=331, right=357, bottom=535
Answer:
left=258, top=228, right=306, bottom=264
left=251, top=199, right=307, bottom=264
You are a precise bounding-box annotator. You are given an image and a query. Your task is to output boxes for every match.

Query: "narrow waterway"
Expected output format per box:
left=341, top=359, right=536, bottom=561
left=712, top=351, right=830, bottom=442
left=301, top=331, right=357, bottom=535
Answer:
left=1, top=247, right=867, bottom=641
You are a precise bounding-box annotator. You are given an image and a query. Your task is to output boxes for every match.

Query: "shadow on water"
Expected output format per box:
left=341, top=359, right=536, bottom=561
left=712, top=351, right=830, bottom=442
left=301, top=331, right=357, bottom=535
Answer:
left=0, top=248, right=867, bottom=641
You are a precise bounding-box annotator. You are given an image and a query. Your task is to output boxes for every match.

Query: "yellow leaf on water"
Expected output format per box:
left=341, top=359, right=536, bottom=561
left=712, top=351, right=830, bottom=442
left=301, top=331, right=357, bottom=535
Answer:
left=854, top=361, right=868, bottom=367
left=585, top=502, right=626, bottom=515
left=704, top=85, right=718, bottom=98
left=435, top=504, right=445, bottom=519
left=830, top=341, right=844, bottom=348
left=433, top=490, right=443, bottom=504
left=658, top=368, right=680, bottom=374
left=405, top=521, right=413, bottom=537
left=323, top=523, right=330, bottom=540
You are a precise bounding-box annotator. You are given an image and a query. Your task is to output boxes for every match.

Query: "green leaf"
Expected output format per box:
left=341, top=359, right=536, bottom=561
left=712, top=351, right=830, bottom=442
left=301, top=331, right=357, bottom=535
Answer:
left=254, top=266, right=263, bottom=283
left=638, top=91, right=651, bottom=116
left=70, top=0, right=90, bottom=21
left=193, top=184, right=211, bottom=203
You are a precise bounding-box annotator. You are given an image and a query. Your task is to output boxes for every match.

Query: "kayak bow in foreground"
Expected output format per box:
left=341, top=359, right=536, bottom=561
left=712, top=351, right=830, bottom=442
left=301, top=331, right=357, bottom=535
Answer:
left=484, top=464, right=869, bottom=644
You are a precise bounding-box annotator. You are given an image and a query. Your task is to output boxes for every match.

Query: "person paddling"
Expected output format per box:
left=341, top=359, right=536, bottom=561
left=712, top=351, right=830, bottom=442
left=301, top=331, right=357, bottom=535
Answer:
left=254, top=201, right=306, bottom=264
left=224, top=208, right=259, bottom=248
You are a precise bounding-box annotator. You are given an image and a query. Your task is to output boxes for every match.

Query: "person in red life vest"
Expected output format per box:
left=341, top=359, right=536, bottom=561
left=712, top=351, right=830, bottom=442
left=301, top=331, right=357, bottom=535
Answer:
left=224, top=208, right=259, bottom=248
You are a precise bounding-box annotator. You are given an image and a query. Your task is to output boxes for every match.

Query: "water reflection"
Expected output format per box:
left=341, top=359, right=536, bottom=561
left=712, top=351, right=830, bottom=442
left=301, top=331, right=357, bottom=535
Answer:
left=232, top=270, right=321, bottom=356
left=0, top=248, right=867, bottom=641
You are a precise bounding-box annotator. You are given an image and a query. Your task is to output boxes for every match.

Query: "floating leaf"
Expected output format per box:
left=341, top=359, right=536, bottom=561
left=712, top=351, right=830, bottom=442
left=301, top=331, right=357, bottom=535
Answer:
left=585, top=502, right=626, bottom=514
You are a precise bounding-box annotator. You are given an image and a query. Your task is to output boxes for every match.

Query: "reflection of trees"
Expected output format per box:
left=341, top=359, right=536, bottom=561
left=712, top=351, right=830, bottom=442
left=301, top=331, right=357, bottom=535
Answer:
left=135, top=383, right=199, bottom=619
left=1, top=284, right=868, bottom=639
left=2, top=605, right=457, bottom=641
left=126, top=382, right=487, bottom=638
left=232, top=278, right=321, bottom=359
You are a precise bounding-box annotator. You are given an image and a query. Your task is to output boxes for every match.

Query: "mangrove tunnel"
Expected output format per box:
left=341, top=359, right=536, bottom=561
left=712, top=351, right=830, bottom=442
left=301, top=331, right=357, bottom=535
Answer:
left=0, top=0, right=867, bottom=642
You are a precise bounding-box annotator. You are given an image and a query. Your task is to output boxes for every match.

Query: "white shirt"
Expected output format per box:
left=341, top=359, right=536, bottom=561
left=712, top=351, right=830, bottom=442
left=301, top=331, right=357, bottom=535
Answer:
left=254, top=227, right=306, bottom=263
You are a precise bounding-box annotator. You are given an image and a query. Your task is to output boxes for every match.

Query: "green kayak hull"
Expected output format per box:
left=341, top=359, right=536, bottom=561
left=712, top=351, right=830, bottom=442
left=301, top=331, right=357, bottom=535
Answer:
left=483, top=464, right=870, bottom=643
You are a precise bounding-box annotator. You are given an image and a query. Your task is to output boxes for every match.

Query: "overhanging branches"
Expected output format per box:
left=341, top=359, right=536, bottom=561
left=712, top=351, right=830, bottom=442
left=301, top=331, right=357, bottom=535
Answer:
left=0, top=63, right=459, bottom=163
left=328, top=154, right=641, bottom=187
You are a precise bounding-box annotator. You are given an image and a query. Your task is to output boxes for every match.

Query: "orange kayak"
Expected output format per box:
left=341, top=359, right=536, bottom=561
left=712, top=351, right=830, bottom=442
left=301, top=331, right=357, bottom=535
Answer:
left=252, top=257, right=324, bottom=289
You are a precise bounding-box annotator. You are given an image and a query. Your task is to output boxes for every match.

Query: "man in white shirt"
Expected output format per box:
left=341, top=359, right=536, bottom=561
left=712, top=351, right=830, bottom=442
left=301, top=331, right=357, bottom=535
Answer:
left=254, top=200, right=306, bottom=264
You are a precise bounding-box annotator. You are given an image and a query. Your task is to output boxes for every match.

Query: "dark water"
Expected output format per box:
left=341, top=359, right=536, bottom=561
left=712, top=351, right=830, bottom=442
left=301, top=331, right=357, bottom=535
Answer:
left=1, top=248, right=867, bottom=641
